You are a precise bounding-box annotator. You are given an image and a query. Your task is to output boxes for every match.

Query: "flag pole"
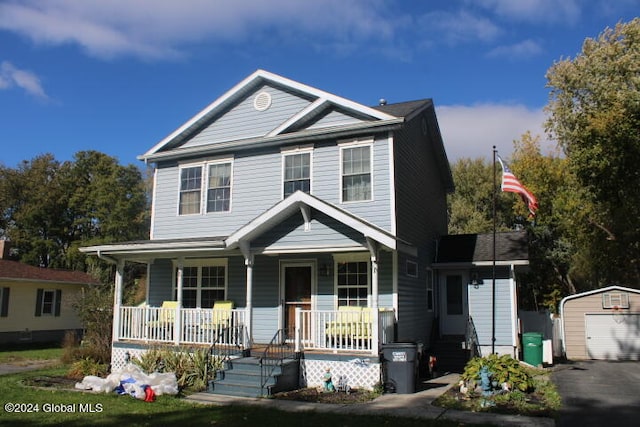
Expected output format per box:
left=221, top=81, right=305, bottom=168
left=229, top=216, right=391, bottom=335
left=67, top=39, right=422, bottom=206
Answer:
left=492, top=146, right=497, bottom=354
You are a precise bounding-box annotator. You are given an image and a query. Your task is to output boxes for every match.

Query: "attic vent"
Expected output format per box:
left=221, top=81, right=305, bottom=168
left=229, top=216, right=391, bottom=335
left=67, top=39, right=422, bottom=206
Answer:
left=253, top=91, right=272, bottom=111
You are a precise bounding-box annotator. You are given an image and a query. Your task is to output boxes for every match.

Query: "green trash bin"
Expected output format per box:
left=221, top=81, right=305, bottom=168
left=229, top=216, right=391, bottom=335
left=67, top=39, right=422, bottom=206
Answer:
left=522, top=332, right=543, bottom=367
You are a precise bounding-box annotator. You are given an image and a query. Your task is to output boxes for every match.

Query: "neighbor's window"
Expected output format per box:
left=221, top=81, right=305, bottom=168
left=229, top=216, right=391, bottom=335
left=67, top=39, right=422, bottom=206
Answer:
left=283, top=152, right=311, bottom=197
left=207, top=162, right=232, bottom=212
left=179, top=166, right=202, bottom=215
left=341, top=145, right=372, bottom=202
left=175, top=261, right=227, bottom=308
left=35, top=289, right=61, bottom=317
left=337, top=261, right=369, bottom=307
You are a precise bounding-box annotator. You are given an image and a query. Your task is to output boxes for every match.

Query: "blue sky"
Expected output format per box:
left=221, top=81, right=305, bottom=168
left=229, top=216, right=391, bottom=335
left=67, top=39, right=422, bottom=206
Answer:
left=1, top=0, right=638, bottom=167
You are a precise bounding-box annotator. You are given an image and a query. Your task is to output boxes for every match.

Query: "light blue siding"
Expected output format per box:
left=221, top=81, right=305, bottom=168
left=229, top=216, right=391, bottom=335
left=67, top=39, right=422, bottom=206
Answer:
left=307, top=109, right=364, bottom=130
left=182, top=84, right=313, bottom=148
left=152, top=135, right=393, bottom=240
left=469, top=277, right=514, bottom=346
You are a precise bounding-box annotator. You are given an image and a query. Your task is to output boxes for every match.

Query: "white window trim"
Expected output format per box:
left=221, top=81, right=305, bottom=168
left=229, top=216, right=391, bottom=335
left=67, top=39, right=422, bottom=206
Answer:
left=40, top=289, right=57, bottom=316
left=281, top=147, right=313, bottom=199
left=172, top=258, right=228, bottom=308
left=177, top=162, right=204, bottom=216
left=339, top=139, right=374, bottom=204
left=177, top=158, right=234, bottom=216
left=205, top=158, right=234, bottom=214
left=333, top=253, right=371, bottom=308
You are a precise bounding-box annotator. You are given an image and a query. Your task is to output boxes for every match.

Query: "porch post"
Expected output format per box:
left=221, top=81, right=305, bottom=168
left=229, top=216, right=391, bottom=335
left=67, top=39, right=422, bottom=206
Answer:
left=367, top=238, right=380, bottom=356
left=175, top=257, right=184, bottom=345
left=245, top=255, right=254, bottom=349
left=240, top=241, right=253, bottom=349
left=112, top=259, right=125, bottom=343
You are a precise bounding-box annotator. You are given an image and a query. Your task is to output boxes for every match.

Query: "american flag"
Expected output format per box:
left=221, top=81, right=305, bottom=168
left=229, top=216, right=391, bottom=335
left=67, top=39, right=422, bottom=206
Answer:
left=497, top=155, right=538, bottom=216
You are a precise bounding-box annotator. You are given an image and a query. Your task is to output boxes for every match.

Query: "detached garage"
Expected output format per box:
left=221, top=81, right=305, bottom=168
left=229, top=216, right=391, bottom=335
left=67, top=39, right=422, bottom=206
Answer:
left=560, top=286, right=640, bottom=360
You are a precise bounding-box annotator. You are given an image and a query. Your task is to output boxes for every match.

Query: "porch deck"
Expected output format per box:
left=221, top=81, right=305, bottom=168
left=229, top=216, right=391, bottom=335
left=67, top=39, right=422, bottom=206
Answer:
left=115, top=306, right=396, bottom=355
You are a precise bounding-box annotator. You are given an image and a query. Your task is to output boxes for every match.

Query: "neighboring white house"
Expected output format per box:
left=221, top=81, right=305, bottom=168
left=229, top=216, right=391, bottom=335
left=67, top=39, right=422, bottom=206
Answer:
left=0, top=241, right=98, bottom=344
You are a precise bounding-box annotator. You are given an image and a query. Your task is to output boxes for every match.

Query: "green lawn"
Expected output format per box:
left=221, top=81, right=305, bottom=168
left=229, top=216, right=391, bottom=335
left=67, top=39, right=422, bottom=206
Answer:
left=0, top=366, right=477, bottom=427
left=0, top=346, right=63, bottom=364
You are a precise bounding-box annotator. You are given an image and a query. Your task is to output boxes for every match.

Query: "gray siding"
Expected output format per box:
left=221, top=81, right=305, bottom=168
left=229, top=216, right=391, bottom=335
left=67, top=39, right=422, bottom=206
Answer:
left=393, top=110, right=448, bottom=253
left=148, top=258, right=174, bottom=306
left=468, top=277, right=514, bottom=347
left=396, top=251, right=430, bottom=343
left=183, top=84, right=313, bottom=148
left=307, top=109, right=363, bottom=130
left=152, top=135, right=393, bottom=240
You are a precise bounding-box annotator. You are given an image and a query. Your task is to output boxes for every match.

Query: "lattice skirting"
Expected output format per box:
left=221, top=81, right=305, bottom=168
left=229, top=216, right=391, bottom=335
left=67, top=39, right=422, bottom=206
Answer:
left=111, top=345, right=150, bottom=371
left=300, top=358, right=381, bottom=391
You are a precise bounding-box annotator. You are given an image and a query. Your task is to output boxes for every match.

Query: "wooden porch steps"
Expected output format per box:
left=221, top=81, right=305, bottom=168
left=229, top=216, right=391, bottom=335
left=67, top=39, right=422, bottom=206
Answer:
left=429, top=335, right=470, bottom=374
left=208, top=354, right=299, bottom=398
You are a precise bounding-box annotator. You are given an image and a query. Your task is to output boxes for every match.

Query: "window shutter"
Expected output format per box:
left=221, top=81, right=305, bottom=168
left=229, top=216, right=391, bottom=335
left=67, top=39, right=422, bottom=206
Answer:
left=35, top=289, right=43, bottom=317
left=54, top=290, right=62, bottom=317
left=1, top=287, right=9, bottom=317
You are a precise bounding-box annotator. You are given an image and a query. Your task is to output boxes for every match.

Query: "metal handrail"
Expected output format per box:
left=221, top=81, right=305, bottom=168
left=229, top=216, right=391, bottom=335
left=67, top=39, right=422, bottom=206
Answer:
left=210, top=324, right=245, bottom=363
left=465, top=316, right=481, bottom=358
left=259, top=329, right=296, bottom=396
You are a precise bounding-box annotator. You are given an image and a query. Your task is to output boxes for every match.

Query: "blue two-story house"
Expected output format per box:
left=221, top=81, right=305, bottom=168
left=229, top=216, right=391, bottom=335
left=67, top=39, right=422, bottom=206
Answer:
left=81, top=69, right=455, bottom=394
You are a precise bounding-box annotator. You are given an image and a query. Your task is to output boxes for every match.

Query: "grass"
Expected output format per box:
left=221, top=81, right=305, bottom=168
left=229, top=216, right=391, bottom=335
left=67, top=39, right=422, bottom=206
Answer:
left=0, top=344, right=63, bottom=364
left=0, top=366, right=471, bottom=427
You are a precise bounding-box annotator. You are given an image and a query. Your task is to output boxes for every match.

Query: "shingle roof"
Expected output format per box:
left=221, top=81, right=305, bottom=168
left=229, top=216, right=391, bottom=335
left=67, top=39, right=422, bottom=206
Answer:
left=436, top=231, right=529, bottom=264
left=371, top=99, right=433, bottom=118
left=0, top=259, right=99, bottom=285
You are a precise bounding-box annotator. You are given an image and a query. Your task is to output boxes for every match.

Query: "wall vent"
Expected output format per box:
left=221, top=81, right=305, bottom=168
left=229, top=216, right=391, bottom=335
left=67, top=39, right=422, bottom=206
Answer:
left=254, top=91, right=272, bottom=111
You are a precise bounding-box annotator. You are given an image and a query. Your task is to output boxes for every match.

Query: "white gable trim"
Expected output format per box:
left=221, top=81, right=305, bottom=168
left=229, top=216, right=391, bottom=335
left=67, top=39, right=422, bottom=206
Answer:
left=140, top=70, right=396, bottom=160
left=225, top=191, right=398, bottom=251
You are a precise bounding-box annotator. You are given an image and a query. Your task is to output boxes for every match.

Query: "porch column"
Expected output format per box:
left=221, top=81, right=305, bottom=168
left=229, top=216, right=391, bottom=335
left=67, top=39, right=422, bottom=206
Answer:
left=175, top=257, right=184, bottom=345
left=112, top=259, right=125, bottom=343
left=367, top=237, right=380, bottom=355
left=240, top=241, right=253, bottom=349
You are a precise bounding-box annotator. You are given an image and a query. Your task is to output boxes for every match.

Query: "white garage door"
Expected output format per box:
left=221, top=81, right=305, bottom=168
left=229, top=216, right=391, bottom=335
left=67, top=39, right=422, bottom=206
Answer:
left=585, top=313, right=640, bottom=360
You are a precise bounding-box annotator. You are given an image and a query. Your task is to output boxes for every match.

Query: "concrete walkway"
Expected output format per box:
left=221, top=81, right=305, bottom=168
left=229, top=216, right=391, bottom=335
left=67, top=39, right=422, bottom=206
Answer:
left=186, top=373, right=554, bottom=427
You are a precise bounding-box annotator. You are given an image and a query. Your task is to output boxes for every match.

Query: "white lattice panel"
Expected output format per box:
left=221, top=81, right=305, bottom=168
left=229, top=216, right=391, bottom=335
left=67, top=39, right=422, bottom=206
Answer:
left=111, top=346, right=148, bottom=371
left=301, top=358, right=381, bottom=390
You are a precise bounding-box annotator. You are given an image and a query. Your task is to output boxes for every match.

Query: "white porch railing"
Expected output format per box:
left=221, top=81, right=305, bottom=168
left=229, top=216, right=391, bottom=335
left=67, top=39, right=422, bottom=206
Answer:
left=118, top=306, right=247, bottom=347
left=296, top=308, right=396, bottom=353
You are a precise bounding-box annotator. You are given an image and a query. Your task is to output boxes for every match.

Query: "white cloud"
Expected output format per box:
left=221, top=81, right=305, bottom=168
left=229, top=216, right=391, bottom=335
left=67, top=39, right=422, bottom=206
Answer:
left=419, top=10, right=501, bottom=45
left=0, top=61, right=48, bottom=99
left=472, top=0, right=581, bottom=24
left=0, top=0, right=400, bottom=60
left=436, top=103, right=557, bottom=161
left=486, top=39, right=544, bottom=59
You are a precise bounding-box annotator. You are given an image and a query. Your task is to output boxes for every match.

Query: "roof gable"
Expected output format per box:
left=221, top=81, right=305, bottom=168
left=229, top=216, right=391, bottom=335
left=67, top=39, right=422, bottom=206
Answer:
left=140, top=70, right=398, bottom=161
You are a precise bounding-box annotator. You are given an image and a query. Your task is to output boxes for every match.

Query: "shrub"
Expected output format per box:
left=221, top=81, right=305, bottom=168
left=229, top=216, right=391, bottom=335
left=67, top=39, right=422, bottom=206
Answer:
left=461, top=354, right=535, bottom=392
left=67, top=357, right=109, bottom=380
left=131, top=346, right=222, bottom=391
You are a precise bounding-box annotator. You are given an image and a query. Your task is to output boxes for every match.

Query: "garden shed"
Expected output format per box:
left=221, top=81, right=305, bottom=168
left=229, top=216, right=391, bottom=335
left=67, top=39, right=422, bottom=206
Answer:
left=560, top=285, right=640, bottom=360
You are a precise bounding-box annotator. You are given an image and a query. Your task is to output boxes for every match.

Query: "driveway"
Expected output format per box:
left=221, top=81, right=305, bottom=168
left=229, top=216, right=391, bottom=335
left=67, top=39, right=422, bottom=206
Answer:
left=552, top=360, right=640, bottom=427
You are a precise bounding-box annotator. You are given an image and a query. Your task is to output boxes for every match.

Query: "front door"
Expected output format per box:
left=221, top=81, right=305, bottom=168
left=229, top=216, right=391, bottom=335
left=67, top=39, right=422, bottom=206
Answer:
left=439, top=274, right=468, bottom=335
left=283, top=264, right=312, bottom=339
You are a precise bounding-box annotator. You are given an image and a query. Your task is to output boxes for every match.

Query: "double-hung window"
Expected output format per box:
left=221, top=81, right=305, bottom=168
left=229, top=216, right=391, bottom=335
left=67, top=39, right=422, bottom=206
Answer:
left=283, top=151, right=311, bottom=197
left=176, top=260, right=227, bottom=308
left=336, top=259, right=369, bottom=307
left=35, top=289, right=61, bottom=317
left=179, top=166, right=202, bottom=215
left=341, top=143, right=372, bottom=202
left=207, top=162, right=232, bottom=212
left=179, top=160, right=232, bottom=215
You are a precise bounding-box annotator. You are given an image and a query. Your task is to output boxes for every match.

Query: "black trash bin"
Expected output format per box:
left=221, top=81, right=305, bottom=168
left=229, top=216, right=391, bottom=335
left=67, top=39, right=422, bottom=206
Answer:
left=381, top=343, right=418, bottom=394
